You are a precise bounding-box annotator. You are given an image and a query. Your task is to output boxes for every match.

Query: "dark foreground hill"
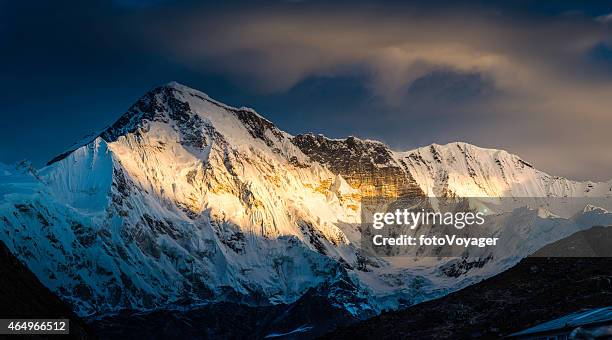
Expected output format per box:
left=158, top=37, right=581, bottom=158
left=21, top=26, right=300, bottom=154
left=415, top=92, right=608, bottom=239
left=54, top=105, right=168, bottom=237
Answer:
left=325, top=226, right=612, bottom=339
left=0, top=240, right=93, bottom=339
left=90, top=287, right=359, bottom=339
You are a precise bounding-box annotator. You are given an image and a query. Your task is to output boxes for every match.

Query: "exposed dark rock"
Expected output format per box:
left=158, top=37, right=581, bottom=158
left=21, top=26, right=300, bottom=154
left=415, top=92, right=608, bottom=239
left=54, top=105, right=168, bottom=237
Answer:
left=234, top=108, right=284, bottom=148
left=292, top=134, right=424, bottom=198
left=441, top=254, right=493, bottom=278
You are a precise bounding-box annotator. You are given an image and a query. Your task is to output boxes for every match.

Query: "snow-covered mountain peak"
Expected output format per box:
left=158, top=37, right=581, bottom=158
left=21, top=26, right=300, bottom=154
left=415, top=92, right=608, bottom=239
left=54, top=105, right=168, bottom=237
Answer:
left=165, top=81, right=265, bottom=116
left=164, top=80, right=201, bottom=93
left=48, top=82, right=294, bottom=167
left=2, top=82, right=370, bottom=315
left=2, top=82, right=611, bottom=319
left=402, top=141, right=527, bottom=165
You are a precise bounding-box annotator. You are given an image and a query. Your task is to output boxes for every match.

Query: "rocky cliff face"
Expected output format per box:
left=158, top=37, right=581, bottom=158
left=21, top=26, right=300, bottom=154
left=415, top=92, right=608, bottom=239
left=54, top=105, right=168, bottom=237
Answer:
left=293, top=134, right=424, bottom=198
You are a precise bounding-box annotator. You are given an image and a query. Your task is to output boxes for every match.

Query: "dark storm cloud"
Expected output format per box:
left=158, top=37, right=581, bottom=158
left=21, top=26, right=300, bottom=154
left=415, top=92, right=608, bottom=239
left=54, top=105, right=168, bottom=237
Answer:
left=1, top=1, right=612, bottom=180
left=129, top=2, right=612, bottom=180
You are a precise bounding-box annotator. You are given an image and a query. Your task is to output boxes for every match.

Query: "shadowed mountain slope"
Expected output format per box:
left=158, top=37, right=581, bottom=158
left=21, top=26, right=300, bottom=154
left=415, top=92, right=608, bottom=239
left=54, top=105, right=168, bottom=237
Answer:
left=0, top=240, right=92, bottom=339
left=325, top=226, right=612, bottom=339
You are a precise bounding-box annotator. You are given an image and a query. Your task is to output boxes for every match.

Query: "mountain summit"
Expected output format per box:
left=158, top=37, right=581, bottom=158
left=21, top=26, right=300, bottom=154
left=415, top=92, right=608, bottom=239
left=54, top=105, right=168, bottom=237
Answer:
left=1, top=82, right=611, bottom=317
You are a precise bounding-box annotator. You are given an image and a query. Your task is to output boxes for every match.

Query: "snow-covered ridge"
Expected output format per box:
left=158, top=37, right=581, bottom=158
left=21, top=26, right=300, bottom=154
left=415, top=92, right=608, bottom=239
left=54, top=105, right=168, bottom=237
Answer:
left=396, top=142, right=612, bottom=198
left=49, top=82, right=612, bottom=199
left=293, top=133, right=612, bottom=200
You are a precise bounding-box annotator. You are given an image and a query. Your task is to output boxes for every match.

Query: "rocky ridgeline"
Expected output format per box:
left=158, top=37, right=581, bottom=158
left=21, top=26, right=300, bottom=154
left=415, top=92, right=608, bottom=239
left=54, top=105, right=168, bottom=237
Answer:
left=293, top=134, right=424, bottom=198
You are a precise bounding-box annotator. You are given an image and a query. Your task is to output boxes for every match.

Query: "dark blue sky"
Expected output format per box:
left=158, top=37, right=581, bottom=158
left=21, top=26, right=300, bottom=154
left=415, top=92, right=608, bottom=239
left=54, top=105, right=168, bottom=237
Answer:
left=1, top=1, right=611, bottom=180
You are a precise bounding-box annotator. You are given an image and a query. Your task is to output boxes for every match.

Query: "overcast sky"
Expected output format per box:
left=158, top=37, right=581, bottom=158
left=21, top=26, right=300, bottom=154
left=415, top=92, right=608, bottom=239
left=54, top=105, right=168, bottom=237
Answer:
left=1, top=1, right=612, bottom=181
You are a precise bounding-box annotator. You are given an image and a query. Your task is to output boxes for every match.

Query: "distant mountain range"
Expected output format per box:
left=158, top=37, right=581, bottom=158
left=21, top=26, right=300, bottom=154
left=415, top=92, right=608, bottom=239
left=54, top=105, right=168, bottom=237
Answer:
left=1, top=82, right=611, bottom=336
